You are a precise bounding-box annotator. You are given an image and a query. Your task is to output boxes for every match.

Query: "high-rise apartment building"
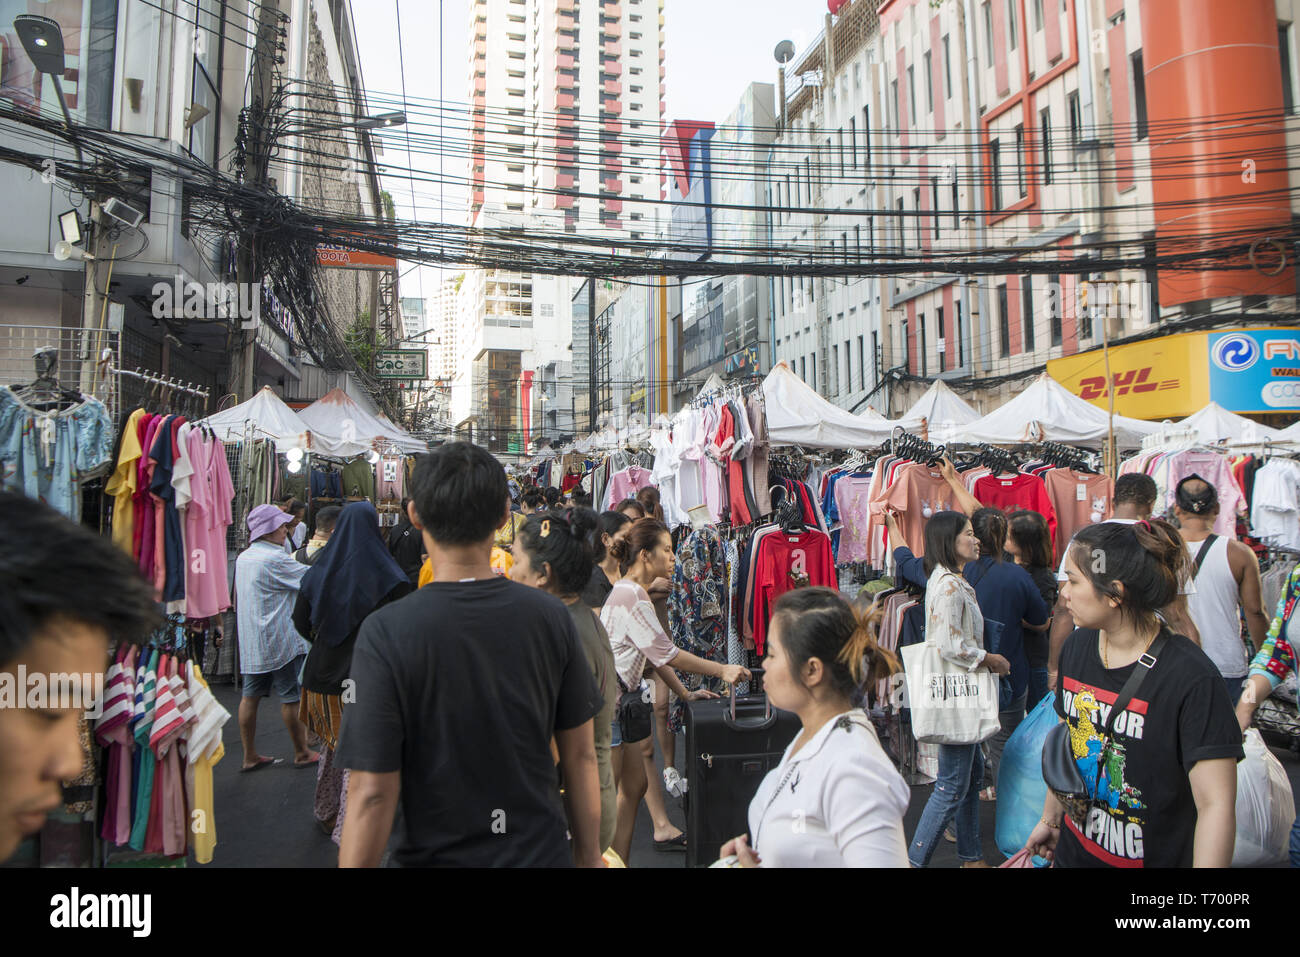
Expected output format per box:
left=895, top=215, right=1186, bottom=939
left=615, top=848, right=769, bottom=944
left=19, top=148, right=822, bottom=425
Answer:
left=452, top=0, right=667, bottom=454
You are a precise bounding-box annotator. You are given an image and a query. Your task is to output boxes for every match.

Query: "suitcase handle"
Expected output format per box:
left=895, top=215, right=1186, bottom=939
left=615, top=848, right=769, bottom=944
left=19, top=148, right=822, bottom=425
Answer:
left=726, top=668, right=776, bottom=731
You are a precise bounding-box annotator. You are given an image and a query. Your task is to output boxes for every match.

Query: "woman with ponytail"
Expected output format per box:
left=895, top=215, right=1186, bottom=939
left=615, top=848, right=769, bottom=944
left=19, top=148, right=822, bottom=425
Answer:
left=718, top=588, right=910, bottom=867
left=635, top=485, right=664, bottom=523
left=601, top=518, right=751, bottom=863
left=1025, top=519, right=1241, bottom=868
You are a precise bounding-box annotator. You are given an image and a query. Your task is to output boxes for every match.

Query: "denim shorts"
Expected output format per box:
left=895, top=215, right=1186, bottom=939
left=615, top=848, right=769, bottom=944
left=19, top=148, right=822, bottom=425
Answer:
left=611, top=714, right=622, bottom=748
left=242, top=654, right=305, bottom=703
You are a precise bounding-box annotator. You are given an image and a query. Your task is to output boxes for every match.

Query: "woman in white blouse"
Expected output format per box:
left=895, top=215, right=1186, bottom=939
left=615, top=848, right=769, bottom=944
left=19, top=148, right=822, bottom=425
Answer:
left=907, top=511, right=1010, bottom=868
left=718, top=588, right=911, bottom=867
left=601, top=518, right=750, bottom=864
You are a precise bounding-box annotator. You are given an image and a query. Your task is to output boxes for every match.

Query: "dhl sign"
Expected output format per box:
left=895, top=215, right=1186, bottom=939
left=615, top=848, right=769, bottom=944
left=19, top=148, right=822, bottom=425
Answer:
left=1048, top=332, right=1209, bottom=419
left=1077, top=367, right=1183, bottom=402
left=1049, top=328, right=1300, bottom=418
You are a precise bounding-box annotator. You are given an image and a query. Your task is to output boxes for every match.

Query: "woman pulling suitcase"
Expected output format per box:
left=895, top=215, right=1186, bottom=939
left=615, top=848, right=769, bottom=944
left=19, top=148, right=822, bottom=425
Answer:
left=601, top=518, right=751, bottom=865
left=718, top=588, right=910, bottom=867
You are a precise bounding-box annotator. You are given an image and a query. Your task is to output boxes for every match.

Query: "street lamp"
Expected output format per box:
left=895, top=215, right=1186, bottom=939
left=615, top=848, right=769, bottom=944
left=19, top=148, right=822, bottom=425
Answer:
left=287, top=112, right=407, bottom=136
left=13, top=15, right=81, bottom=166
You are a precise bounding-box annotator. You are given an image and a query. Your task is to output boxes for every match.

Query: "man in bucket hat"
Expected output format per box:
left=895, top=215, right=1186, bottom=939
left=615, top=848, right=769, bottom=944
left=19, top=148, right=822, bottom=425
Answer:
left=234, top=504, right=319, bottom=771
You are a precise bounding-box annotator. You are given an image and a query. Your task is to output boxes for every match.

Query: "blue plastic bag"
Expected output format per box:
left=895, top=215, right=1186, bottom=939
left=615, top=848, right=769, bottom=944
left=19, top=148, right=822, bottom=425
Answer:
left=994, top=692, right=1057, bottom=865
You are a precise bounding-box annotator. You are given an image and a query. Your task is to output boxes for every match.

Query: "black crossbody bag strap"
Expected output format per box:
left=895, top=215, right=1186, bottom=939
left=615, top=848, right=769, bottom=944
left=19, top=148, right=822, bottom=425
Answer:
left=1191, top=535, right=1218, bottom=580
left=1100, top=631, right=1169, bottom=738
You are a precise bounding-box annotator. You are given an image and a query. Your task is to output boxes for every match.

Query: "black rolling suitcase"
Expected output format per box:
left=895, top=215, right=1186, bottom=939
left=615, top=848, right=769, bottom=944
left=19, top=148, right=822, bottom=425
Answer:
left=683, top=672, right=801, bottom=868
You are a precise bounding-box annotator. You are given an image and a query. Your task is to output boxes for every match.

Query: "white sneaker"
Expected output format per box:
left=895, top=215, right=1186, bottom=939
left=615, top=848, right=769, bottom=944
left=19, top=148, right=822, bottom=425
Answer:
left=663, top=767, right=687, bottom=798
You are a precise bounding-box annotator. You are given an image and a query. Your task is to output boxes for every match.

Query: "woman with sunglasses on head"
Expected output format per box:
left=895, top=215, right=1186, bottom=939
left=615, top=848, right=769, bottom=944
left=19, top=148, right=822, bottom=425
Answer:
left=601, top=518, right=751, bottom=864
left=718, top=588, right=909, bottom=867
left=1024, top=519, right=1241, bottom=868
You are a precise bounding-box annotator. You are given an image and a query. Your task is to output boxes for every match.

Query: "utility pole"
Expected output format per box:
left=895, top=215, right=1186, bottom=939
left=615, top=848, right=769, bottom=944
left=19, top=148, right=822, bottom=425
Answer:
left=230, top=0, right=281, bottom=403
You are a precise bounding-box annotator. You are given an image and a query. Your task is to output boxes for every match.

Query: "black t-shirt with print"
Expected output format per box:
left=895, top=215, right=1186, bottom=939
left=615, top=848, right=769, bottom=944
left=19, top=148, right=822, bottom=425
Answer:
left=335, top=577, right=604, bottom=867
left=1053, top=627, right=1243, bottom=869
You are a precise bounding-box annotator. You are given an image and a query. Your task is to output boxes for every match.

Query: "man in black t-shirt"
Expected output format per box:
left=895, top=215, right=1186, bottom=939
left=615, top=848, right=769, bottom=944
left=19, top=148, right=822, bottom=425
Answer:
left=336, top=445, right=605, bottom=867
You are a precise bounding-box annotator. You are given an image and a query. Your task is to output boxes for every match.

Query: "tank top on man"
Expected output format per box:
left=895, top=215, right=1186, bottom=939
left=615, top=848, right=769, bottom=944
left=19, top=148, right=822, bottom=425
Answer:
left=1183, top=535, right=1248, bottom=679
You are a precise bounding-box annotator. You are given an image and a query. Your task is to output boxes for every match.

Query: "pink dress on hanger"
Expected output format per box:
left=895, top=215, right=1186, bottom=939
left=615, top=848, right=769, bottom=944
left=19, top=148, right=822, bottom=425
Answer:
left=183, top=430, right=234, bottom=620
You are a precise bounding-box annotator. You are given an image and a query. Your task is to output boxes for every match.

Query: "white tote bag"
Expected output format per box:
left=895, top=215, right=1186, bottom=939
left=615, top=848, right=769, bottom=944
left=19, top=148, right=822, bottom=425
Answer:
left=901, top=641, right=1000, bottom=745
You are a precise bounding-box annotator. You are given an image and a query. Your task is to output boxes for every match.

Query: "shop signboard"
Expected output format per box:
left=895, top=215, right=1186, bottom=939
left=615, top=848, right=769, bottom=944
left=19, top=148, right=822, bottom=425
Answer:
left=1047, top=333, right=1206, bottom=419
left=375, top=350, right=427, bottom=380
left=1207, top=329, right=1300, bottom=414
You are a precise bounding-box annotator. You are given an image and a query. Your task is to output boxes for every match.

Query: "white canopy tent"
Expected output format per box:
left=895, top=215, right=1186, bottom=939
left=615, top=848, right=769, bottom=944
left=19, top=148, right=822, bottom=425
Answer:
left=1273, top=419, right=1300, bottom=445
left=763, top=362, right=898, bottom=449
left=962, top=373, right=1159, bottom=448
left=201, top=386, right=312, bottom=451
left=298, top=388, right=429, bottom=457
left=1174, top=402, right=1280, bottom=445
left=892, top=380, right=980, bottom=442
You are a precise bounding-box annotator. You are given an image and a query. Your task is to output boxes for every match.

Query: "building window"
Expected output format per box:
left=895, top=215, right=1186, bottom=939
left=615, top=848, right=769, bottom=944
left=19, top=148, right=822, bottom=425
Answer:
left=1131, top=51, right=1149, bottom=140
left=891, top=79, right=900, bottom=136
left=811, top=352, right=818, bottom=392
left=989, top=137, right=1003, bottom=208
left=983, top=2, right=994, bottom=62
left=896, top=197, right=905, bottom=252
left=998, top=284, right=1011, bottom=357
left=849, top=116, right=857, bottom=168
left=855, top=224, right=862, bottom=260
left=1015, top=124, right=1026, bottom=197
left=920, top=313, right=928, bottom=377
left=844, top=339, right=852, bottom=392
left=956, top=299, right=966, bottom=366
left=832, top=344, right=840, bottom=395
left=952, top=176, right=960, bottom=229
left=838, top=128, right=845, bottom=175
left=1022, top=277, right=1035, bottom=352
left=902, top=317, right=910, bottom=371
left=937, top=305, right=946, bottom=373
left=1067, top=90, right=1081, bottom=169
left=907, top=65, right=917, bottom=125
left=859, top=336, right=867, bottom=391
left=923, top=51, right=933, bottom=113
left=1007, top=0, right=1018, bottom=49
left=1033, top=0, right=1044, bottom=31
left=943, top=34, right=953, bottom=99
left=1281, top=24, right=1296, bottom=113
left=800, top=356, right=807, bottom=381
left=863, top=107, right=872, bottom=172
left=913, top=187, right=922, bottom=248
left=931, top=176, right=940, bottom=238
left=1050, top=275, right=1063, bottom=345
left=1040, top=107, right=1053, bottom=185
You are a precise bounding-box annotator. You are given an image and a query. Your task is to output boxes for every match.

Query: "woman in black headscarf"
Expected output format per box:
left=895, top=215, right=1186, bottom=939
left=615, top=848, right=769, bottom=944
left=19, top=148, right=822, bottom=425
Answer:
left=293, top=500, right=412, bottom=841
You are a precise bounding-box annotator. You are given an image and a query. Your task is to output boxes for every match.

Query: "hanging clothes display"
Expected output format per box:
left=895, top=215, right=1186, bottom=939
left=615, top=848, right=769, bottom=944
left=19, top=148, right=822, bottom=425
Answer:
left=107, top=411, right=234, bottom=616
left=0, top=385, right=114, bottom=521
left=1120, top=445, right=1247, bottom=538
left=971, top=471, right=1058, bottom=546
left=666, top=525, right=729, bottom=732
left=1043, top=468, right=1113, bottom=562
left=1252, top=458, right=1300, bottom=550
left=96, top=619, right=231, bottom=863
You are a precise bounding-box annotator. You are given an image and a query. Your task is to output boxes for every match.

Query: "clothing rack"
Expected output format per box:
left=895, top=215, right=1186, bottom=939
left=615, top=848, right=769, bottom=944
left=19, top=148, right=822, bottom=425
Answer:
left=110, top=366, right=211, bottom=400
left=889, top=427, right=946, bottom=466
left=1140, top=424, right=1200, bottom=452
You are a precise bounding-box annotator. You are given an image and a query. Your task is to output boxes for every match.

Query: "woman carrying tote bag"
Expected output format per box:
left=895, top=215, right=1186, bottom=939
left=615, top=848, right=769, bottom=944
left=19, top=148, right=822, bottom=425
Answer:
left=905, top=511, right=1011, bottom=868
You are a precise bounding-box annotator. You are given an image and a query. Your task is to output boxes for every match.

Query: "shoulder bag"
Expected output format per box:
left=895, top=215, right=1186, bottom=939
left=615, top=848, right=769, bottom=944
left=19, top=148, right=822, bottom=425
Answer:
left=902, top=573, right=1000, bottom=745
left=1042, top=631, right=1168, bottom=824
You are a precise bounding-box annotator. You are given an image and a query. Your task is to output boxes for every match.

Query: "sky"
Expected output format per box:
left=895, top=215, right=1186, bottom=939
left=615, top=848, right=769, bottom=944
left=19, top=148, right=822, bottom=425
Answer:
left=353, top=0, right=820, bottom=316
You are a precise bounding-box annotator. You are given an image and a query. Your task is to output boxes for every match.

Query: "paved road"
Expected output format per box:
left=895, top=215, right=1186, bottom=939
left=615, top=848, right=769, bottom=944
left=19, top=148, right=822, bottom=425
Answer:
left=204, top=679, right=1300, bottom=868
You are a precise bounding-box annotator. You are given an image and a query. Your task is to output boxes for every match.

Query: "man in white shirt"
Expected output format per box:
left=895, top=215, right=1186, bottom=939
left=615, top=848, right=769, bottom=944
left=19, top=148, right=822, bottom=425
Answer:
left=1173, top=476, right=1269, bottom=704
left=234, top=504, right=317, bottom=771
left=1048, top=473, right=1201, bottom=689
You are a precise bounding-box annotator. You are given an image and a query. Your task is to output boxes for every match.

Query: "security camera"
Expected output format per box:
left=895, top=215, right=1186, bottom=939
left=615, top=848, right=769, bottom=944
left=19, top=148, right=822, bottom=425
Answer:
left=101, top=197, right=145, bottom=229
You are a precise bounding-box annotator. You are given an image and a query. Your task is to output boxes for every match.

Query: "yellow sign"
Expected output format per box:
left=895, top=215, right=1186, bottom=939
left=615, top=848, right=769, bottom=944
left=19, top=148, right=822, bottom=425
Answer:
left=1047, top=332, right=1210, bottom=419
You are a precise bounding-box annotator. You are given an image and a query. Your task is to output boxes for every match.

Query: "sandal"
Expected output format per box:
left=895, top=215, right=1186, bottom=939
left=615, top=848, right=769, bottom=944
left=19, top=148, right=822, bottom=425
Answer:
left=653, top=832, right=687, bottom=851
left=240, top=756, right=283, bottom=773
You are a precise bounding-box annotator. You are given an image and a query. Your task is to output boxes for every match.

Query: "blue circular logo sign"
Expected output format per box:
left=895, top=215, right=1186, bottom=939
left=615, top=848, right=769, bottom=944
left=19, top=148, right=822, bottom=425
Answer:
left=1211, top=334, right=1259, bottom=373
